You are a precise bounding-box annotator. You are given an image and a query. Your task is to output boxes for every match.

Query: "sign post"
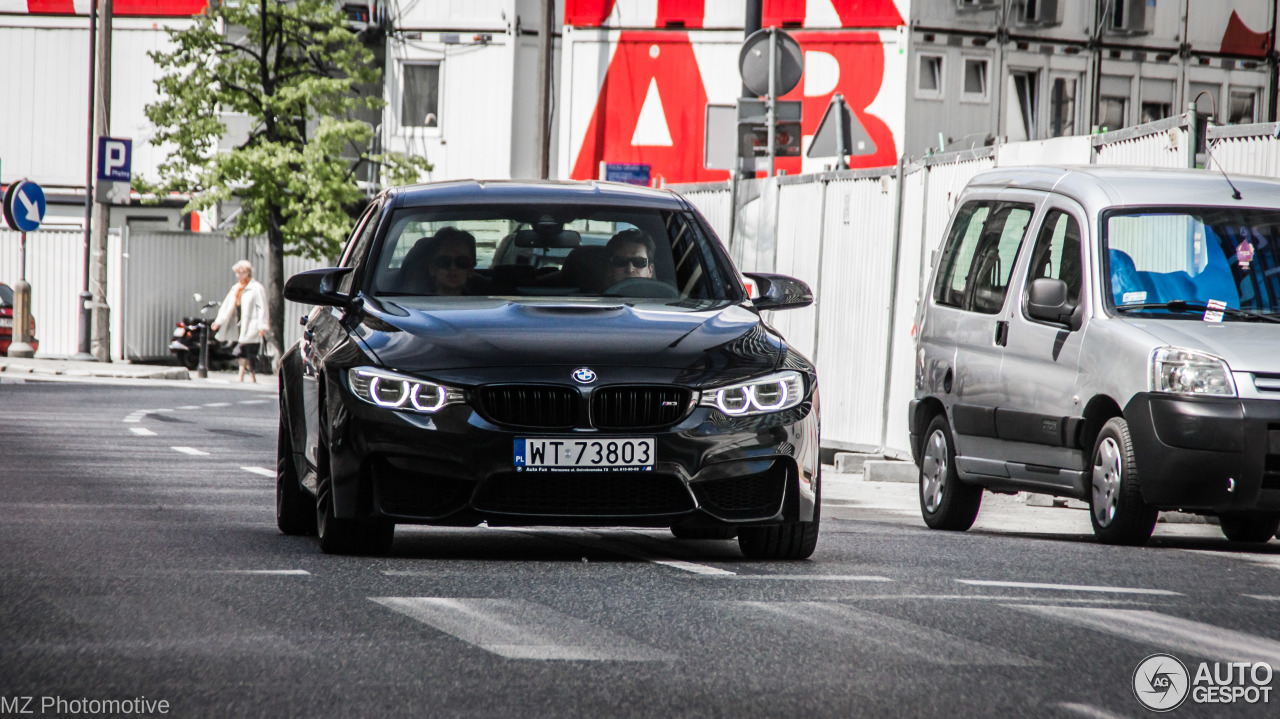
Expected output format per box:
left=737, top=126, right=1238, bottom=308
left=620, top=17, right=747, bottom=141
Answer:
left=738, top=28, right=803, bottom=177
left=3, top=180, right=46, bottom=358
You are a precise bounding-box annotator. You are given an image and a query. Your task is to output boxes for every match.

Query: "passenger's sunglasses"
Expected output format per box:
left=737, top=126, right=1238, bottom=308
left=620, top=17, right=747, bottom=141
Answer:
left=610, top=256, right=650, bottom=269
left=432, top=255, right=475, bottom=270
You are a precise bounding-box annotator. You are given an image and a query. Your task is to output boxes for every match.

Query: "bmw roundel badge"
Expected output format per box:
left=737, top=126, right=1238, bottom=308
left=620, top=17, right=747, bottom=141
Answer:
left=572, top=367, right=597, bottom=384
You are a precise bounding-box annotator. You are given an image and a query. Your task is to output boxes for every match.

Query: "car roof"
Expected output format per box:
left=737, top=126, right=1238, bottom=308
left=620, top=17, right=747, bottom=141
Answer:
left=390, top=179, right=688, bottom=210
left=964, top=165, right=1280, bottom=212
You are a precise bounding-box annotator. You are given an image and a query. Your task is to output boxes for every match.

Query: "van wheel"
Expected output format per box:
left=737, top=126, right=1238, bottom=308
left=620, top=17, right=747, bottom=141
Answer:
left=919, top=415, right=982, bottom=531
left=1089, top=418, right=1157, bottom=546
left=1219, top=513, right=1280, bottom=543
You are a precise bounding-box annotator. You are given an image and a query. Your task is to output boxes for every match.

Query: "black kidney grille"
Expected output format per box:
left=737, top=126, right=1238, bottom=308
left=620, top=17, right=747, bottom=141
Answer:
left=591, top=386, right=691, bottom=429
left=692, top=471, right=786, bottom=515
left=474, top=472, right=694, bottom=516
left=476, top=385, right=578, bottom=428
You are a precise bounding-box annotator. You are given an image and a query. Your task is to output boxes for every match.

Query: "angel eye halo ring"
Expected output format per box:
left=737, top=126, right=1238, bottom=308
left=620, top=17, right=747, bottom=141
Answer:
left=698, top=371, right=805, bottom=417
left=348, top=367, right=463, bottom=414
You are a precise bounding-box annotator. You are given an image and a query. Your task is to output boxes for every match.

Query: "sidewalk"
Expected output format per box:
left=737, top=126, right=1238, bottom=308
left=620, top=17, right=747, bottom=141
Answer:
left=0, top=356, right=276, bottom=391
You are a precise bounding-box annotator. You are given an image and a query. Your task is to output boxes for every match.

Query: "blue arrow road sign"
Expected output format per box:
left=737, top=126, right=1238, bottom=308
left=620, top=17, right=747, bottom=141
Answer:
left=97, top=137, right=133, bottom=182
left=4, top=180, right=45, bottom=232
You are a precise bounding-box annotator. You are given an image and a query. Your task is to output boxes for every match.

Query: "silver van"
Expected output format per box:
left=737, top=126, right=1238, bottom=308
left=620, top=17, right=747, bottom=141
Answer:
left=910, top=166, right=1280, bottom=545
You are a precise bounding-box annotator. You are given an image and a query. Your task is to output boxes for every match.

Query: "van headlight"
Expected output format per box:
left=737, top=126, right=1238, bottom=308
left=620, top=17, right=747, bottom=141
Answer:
left=347, top=367, right=465, bottom=413
left=699, top=371, right=805, bottom=416
left=1150, top=348, right=1236, bottom=397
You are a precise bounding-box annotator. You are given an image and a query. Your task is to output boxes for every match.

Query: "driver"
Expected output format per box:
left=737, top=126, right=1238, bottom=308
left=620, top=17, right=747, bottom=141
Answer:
left=605, top=229, right=656, bottom=287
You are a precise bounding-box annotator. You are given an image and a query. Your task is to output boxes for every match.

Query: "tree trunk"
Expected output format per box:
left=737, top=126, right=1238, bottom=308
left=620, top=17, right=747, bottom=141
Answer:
left=266, top=209, right=287, bottom=363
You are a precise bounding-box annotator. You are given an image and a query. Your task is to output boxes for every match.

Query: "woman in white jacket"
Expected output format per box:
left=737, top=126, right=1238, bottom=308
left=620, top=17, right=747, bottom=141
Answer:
left=210, top=260, right=269, bottom=383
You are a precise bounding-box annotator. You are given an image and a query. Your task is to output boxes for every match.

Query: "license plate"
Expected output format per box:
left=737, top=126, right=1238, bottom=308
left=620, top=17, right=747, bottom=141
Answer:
left=514, top=438, right=654, bottom=472
left=0, top=318, right=11, bottom=328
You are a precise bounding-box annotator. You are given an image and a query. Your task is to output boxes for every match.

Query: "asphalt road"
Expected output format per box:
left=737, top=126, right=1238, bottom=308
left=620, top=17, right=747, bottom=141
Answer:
left=2, top=378, right=1279, bottom=718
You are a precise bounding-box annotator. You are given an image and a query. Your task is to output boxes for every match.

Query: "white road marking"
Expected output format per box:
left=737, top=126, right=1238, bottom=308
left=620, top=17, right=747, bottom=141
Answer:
left=240, top=466, right=275, bottom=478
left=1053, top=702, right=1131, bottom=719
left=239, top=399, right=270, bottom=404
left=1013, top=605, right=1280, bottom=669
left=1243, top=594, right=1280, bottom=601
left=219, top=569, right=310, bottom=576
left=730, top=601, right=1037, bottom=666
left=122, top=417, right=141, bottom=423
left=1183, top=549, right=1280, bottom=570
left=504, top=529, right=736, bottom=576
left=176, top=405, right=202, bottom=410
left=203, top=402, right=232, bottom=407
left=725, top=575, right=893, bottom=582
left=957, top=579, right=1180, bottom=596
left=171, top=446, right=210, bottom=456
left=371, top=597, right=671, bottom=661
left=129, top=427, right=157, bottom=437
left=649, top=560, right=735, bottom=576
left=848, top=595, right=1153, bottom=605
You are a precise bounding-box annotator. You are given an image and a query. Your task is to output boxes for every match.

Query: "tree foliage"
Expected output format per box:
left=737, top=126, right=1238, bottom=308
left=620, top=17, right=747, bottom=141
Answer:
left=143, top=0, right=430, bottom=353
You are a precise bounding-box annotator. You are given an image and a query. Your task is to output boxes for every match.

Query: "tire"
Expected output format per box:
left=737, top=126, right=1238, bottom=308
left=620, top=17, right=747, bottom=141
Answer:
left=315, top=487, right=395, bottom=556
left=178, top=351, right=199, bottom=371
left=737, top=474, right=820, bottom=560
left=1089, top=417, right=1157, bottom=546
left=276, top=415, right=316, bottom=536
left=671, top=525, right=737, bottom=540
left=918, top=414, right=982, bottom=531
left=1219, top=513, right=1280, bottom=543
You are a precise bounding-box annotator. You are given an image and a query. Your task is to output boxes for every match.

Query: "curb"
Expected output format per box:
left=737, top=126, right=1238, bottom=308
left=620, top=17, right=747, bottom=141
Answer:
left=0, top=360, right=190, bottom=381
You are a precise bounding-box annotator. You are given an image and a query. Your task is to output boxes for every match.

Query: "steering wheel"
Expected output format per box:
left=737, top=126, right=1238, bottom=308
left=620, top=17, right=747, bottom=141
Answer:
left=603, top=277, right=680, bottom=299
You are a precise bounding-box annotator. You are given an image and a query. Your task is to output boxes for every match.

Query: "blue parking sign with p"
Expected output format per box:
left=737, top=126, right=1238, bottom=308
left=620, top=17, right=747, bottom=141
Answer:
left=97, top=137, right=132, bottom=182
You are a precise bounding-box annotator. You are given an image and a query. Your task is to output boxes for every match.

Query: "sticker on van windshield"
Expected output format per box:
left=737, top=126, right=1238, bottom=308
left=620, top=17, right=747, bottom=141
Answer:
left=1122, top=291, right=1147, bottom=304
left=1203, top=299, right=1227, bottom=323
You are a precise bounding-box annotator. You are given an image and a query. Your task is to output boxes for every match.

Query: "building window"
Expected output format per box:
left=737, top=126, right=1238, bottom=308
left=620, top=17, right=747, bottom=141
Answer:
left=1229, top=90, right=1257, bottom=124
left=1008, top=70, right=1039, bottom=140
left=1140, top=102, right=1170, bottom=123
left=401, top=62, right=440, bottom=128
left=962, top=58, right=989, bottom=102
left=917, top=54, right=944, bottom=100
left=1099, top=96, right=1127, bottom=130
left=1049, top=76, right=1077, bottom=137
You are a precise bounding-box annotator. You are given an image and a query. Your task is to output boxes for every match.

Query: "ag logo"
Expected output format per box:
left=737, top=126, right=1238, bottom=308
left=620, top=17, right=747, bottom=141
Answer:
left=1133, top=653, right=1190, bottom=712
left=572, top=367, right=597, bottom=384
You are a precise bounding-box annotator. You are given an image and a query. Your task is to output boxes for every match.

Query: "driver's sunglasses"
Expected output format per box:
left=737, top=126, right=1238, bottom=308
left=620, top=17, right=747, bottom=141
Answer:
left=610, top=256, right=650, bottom=269
left=431, top=255, right=476, bottom=270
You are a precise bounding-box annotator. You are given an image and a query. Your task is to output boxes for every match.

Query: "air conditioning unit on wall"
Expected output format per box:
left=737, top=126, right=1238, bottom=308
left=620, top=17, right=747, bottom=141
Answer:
left=1018, top=0, right=1064, bottom=27
left=1109, top=0, right=1156, bottom=35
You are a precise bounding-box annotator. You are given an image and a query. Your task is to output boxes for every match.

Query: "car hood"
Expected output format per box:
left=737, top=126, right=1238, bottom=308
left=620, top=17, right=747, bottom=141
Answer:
left=1118, top=317, right=1280, bottom=373
left=354, top=297, right=781, bottom=383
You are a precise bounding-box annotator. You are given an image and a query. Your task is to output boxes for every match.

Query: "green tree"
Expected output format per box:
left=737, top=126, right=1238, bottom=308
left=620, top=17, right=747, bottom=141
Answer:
left=143, top=0, right=430, bottom=356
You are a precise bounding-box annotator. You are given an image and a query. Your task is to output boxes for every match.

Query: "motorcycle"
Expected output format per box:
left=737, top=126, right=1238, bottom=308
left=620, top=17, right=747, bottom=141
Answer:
left=169, top=294, right=236, bottom=371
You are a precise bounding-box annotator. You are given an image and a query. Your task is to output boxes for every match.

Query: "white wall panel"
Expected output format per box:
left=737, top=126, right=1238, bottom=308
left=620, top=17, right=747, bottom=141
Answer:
left=0, top=229, right=85, bottom=357
left=770, top=181, right=824, bottom=361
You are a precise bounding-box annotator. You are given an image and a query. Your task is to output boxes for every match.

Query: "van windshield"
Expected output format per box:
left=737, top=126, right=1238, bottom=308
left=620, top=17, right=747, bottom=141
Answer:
left=368, top=205, right=739, bottom=303
left=1103, top=207, right=1280, bottom=319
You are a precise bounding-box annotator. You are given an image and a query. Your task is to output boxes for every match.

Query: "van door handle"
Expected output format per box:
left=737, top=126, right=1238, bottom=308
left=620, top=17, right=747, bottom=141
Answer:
left=994, top=320, right=1009, bottom=347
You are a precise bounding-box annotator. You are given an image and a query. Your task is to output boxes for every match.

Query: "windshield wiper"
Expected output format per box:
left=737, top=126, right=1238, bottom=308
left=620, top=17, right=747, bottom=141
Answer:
left=1115, top=301, right=1280, bottom=324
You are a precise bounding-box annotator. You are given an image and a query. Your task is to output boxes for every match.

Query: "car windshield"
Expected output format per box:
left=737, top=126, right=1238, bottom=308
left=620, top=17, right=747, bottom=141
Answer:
left=1104, top=207, right=1280, bottom=319
left=368, top=205, right=739, bottom=302
left=0, top=284, right=11, bottom=307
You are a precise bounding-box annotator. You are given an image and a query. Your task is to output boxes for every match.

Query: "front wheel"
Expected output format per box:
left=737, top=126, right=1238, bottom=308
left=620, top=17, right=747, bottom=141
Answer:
left=276, top=415, right=316, bottom=536
left=737, top=475, right=820, bottom=560
left=1089, top=417, right=1157, bottom=546
left=315, top=488, right=395, bottom=556
left=918, top=414, right=982, bottom=531
left=1219, top=513, right=1280, bottom=543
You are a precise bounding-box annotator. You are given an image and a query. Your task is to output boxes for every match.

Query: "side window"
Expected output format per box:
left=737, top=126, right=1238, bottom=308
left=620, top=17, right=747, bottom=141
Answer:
left=338, top=202, right=382, bottom=294
left=1025, top=209, right=1083, bottom=312
left=968, top=204, right=1033, bottom=314
left=934, top=201, right=992, bottom=308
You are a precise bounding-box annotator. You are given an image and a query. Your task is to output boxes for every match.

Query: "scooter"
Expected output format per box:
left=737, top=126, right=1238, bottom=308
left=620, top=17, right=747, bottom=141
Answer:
left=169, top=294, right=235, bottom=371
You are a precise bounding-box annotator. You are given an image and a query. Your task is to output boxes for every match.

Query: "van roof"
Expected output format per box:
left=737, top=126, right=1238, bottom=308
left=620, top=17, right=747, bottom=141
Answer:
left=964, top=165, right=1280, bottom=211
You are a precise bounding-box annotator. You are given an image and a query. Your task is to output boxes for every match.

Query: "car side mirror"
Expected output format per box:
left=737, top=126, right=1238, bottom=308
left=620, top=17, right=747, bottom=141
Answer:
left=284, top=267, right=357, bottom=310
left=745, top=272, right=813, bottom=311
left=1027, top=277, right=1078, bottom=329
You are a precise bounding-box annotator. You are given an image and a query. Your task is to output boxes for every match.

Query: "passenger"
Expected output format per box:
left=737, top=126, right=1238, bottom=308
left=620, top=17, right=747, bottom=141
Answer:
left=605, top=228, right=656, bottom=287
left=404, top=227, right=477, bottom=295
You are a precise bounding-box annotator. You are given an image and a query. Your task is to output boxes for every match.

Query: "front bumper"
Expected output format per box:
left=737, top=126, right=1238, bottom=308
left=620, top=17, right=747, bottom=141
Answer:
left=320, top=382, right=820, bottom=527
left=1124, top=392, right=1280, bottom=512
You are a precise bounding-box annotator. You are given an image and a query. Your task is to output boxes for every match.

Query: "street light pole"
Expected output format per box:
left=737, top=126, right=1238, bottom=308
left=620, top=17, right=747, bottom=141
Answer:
left=75, top=0, right=99, bottom=361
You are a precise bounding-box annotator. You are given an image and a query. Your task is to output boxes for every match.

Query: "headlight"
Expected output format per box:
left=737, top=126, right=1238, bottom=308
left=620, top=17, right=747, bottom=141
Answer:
left=699, top=371, right=805, bottom=416
left=347, top=367, right=465, bottom=413
left=1150, top=348, right=1236, bottom=397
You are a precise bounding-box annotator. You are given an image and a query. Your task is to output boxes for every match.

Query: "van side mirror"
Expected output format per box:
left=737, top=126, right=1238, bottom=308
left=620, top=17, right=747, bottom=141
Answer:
left=1027, top=277, right=1078, bottom=328
left=284, top=267, right=357, bottom=310
left=744, top=272, right=813, bottom=311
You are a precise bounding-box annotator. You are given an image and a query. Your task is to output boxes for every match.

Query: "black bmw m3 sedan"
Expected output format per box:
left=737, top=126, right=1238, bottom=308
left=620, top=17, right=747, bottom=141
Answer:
left=277, top=180, right=821, bottom=559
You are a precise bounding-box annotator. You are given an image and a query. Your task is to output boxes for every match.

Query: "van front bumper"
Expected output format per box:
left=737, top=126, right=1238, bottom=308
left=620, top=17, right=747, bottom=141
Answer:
left=1124, top=392, right=1280, bottom=513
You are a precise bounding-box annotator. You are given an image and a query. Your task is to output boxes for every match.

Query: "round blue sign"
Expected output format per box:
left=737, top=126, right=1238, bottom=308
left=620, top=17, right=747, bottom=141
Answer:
left=4, top=181, right=45, bottom=232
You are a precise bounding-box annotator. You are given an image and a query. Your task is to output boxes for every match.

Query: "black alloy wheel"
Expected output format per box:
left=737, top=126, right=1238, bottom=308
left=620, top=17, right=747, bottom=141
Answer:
left=276, top=414, right=316, bottom=536
left=311, top=390, right=394, bottom=556
left=1218, top=513, right=1280, bottom=543
left=1089, top=417, right=1158, bottom=546
left=918, top=414, right=982, bottom=531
